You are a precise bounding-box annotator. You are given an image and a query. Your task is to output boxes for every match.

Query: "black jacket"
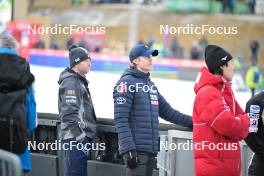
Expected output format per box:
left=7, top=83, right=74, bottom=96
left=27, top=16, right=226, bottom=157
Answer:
left=58, top=68, right=96, bottom=141
left=245, top=91, right=264, bottom=160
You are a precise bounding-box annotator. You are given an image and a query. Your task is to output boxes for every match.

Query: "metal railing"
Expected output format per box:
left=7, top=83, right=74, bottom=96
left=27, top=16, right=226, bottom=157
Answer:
left=0, top=149, right=22, bottom=176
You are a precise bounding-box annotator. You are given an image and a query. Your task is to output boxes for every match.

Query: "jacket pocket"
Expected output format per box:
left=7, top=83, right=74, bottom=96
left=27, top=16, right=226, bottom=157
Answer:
left=82, top=112, right=97, bottom=138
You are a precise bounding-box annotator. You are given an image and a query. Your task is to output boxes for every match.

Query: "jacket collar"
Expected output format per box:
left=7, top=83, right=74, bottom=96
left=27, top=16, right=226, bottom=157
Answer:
left=0, top=48, right=18, bottom=55
left=122, top=68, right=150, bottom=80
left=67, top=68, right=89, bottom=86
left=194, top=67, right=230, bottom=94
left=58, top=67, right=89, bottom=87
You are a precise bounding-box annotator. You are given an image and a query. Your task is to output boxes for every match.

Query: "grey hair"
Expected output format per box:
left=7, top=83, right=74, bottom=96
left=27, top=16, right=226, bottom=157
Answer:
left=0, top=34, right=19, bottom=51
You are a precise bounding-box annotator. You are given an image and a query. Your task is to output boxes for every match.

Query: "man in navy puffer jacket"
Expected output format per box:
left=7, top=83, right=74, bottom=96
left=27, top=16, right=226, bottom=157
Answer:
left=113, top=44, right=193, bottom=176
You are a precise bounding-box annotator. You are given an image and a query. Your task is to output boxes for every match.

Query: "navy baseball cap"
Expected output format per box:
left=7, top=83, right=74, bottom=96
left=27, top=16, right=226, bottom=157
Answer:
left=129, top=44, right=159, bottom=62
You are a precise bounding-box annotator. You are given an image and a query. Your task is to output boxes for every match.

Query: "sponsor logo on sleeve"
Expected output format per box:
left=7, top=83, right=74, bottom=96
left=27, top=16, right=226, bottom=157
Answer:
left=249, top=118, right=259, bottom=133
left=249, top=105, right=260, bottom=133
left=116, top=97, right=126, bottom=104
left=65, top=89, right=77, bottom=104
left=66, top=89, right=76, bottom=95
left=250, top=105, right=260, bottom=114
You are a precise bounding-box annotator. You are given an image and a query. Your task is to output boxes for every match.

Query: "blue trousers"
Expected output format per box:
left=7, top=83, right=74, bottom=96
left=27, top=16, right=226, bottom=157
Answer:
left=63, top=137, right=91, bottom=176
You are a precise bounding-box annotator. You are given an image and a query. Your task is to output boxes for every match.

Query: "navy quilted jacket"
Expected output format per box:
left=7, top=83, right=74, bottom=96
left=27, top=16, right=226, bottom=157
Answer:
left=113, top=68, right=193, bottom=155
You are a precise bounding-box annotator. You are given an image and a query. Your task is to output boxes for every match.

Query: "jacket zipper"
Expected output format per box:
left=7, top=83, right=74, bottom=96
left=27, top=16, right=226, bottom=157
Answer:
left=218, top=135, right=221, bottom=159
left=10, top=118, right=13, bottom=151
left=147, top=80, right=154, bottom=152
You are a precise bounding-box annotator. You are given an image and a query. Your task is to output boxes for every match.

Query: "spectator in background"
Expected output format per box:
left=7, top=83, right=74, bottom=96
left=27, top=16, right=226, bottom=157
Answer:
left=250, top=40, right=260, bottom=65
left=94, top=44, right=101, bottom=53
left=198, top=35, right=208, bottom=59
left=171, top=37, right=183, bottom=58
left=78, top=38, right=89, bottom=51
left=66, top=36, right=74, bottom=50
left=246, top=64, right=262, bottom=97
left=221, top=0, right=227, bottom=13
left=190, top=42, right=201, bottom=60
left=222, top=0, right=236, bottom=14
left=34, top=39, right=45, bottom=49
left=146, top=34, right=155, bottom=47
left=50, top=38, right=59, bottom=50
left=161, top=45, right=169, bottom=58
left=248, top=0, right=256, bottom=14
left=94, top=39, right=102, bottom=53
left=233, top=55, right=244, bottom=70
left=28, top=0, right=35, bottom=11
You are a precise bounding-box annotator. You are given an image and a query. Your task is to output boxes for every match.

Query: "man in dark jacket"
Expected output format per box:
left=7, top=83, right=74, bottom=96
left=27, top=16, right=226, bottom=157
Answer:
left=58, top=45, right=96, bottom=176
left=113, top=44, right=193, bottom=176
left=245, top=91, right=264, bottom=176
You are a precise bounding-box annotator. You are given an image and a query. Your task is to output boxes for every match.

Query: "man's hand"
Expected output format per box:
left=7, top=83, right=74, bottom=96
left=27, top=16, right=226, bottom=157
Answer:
left=125, top=150, right=138, bottom=169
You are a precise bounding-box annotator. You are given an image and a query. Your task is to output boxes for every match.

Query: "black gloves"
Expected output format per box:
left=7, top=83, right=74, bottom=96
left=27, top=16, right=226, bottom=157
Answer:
left=124, top=150, right=138, bottom=169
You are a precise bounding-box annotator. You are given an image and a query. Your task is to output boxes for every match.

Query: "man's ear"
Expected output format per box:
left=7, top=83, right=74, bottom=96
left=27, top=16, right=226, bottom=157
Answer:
left=133, top=58, right=139, bottom=65
left=220, top=65, right=225, bottom=70
left=72, top=64, right=79, bottom=71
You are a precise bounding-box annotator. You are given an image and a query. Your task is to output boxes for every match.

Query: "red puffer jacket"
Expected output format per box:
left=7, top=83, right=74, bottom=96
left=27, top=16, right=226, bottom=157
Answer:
left=193, top=67, right=250, bottom=176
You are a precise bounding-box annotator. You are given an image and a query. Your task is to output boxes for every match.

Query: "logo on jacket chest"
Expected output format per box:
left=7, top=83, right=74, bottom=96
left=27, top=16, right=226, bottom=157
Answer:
left=150, top=94, right=159, bottom=105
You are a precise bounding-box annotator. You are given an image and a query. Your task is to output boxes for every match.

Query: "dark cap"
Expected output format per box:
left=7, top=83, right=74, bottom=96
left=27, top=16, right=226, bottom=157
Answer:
left=69, top=45, right=91, bottom=68
left=129, top=44, right=159, bottom=62
left=205, top=45, right=233, bottom=73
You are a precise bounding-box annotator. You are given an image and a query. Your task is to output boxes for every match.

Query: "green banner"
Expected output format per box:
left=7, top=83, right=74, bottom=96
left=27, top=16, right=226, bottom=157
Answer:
left=164, top=0, right=250, bottom=14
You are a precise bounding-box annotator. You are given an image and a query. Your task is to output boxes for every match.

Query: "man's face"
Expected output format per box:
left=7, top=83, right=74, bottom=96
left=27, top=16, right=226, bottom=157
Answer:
left=133, top=56, right=153, bottom=72
left=221, top=59, right=234, bottom=81
left=76, top=59, right=91, bottom=75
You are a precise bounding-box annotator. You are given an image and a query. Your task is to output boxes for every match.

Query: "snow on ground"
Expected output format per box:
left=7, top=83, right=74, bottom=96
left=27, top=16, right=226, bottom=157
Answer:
left=31, top=65, right=252, bottom=124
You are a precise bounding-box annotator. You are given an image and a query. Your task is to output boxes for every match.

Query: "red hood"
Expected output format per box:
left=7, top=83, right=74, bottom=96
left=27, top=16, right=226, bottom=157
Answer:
left=194, top=67, right=226, bottom=94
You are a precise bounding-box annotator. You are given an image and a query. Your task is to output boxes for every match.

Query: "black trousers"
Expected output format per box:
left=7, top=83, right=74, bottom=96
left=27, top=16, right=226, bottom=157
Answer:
left=248, top=154, right=264, bottom=176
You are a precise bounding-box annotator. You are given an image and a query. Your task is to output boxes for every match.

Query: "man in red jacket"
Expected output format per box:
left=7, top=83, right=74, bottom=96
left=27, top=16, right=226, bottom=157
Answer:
left=193, top=45, right=256, bottom=176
